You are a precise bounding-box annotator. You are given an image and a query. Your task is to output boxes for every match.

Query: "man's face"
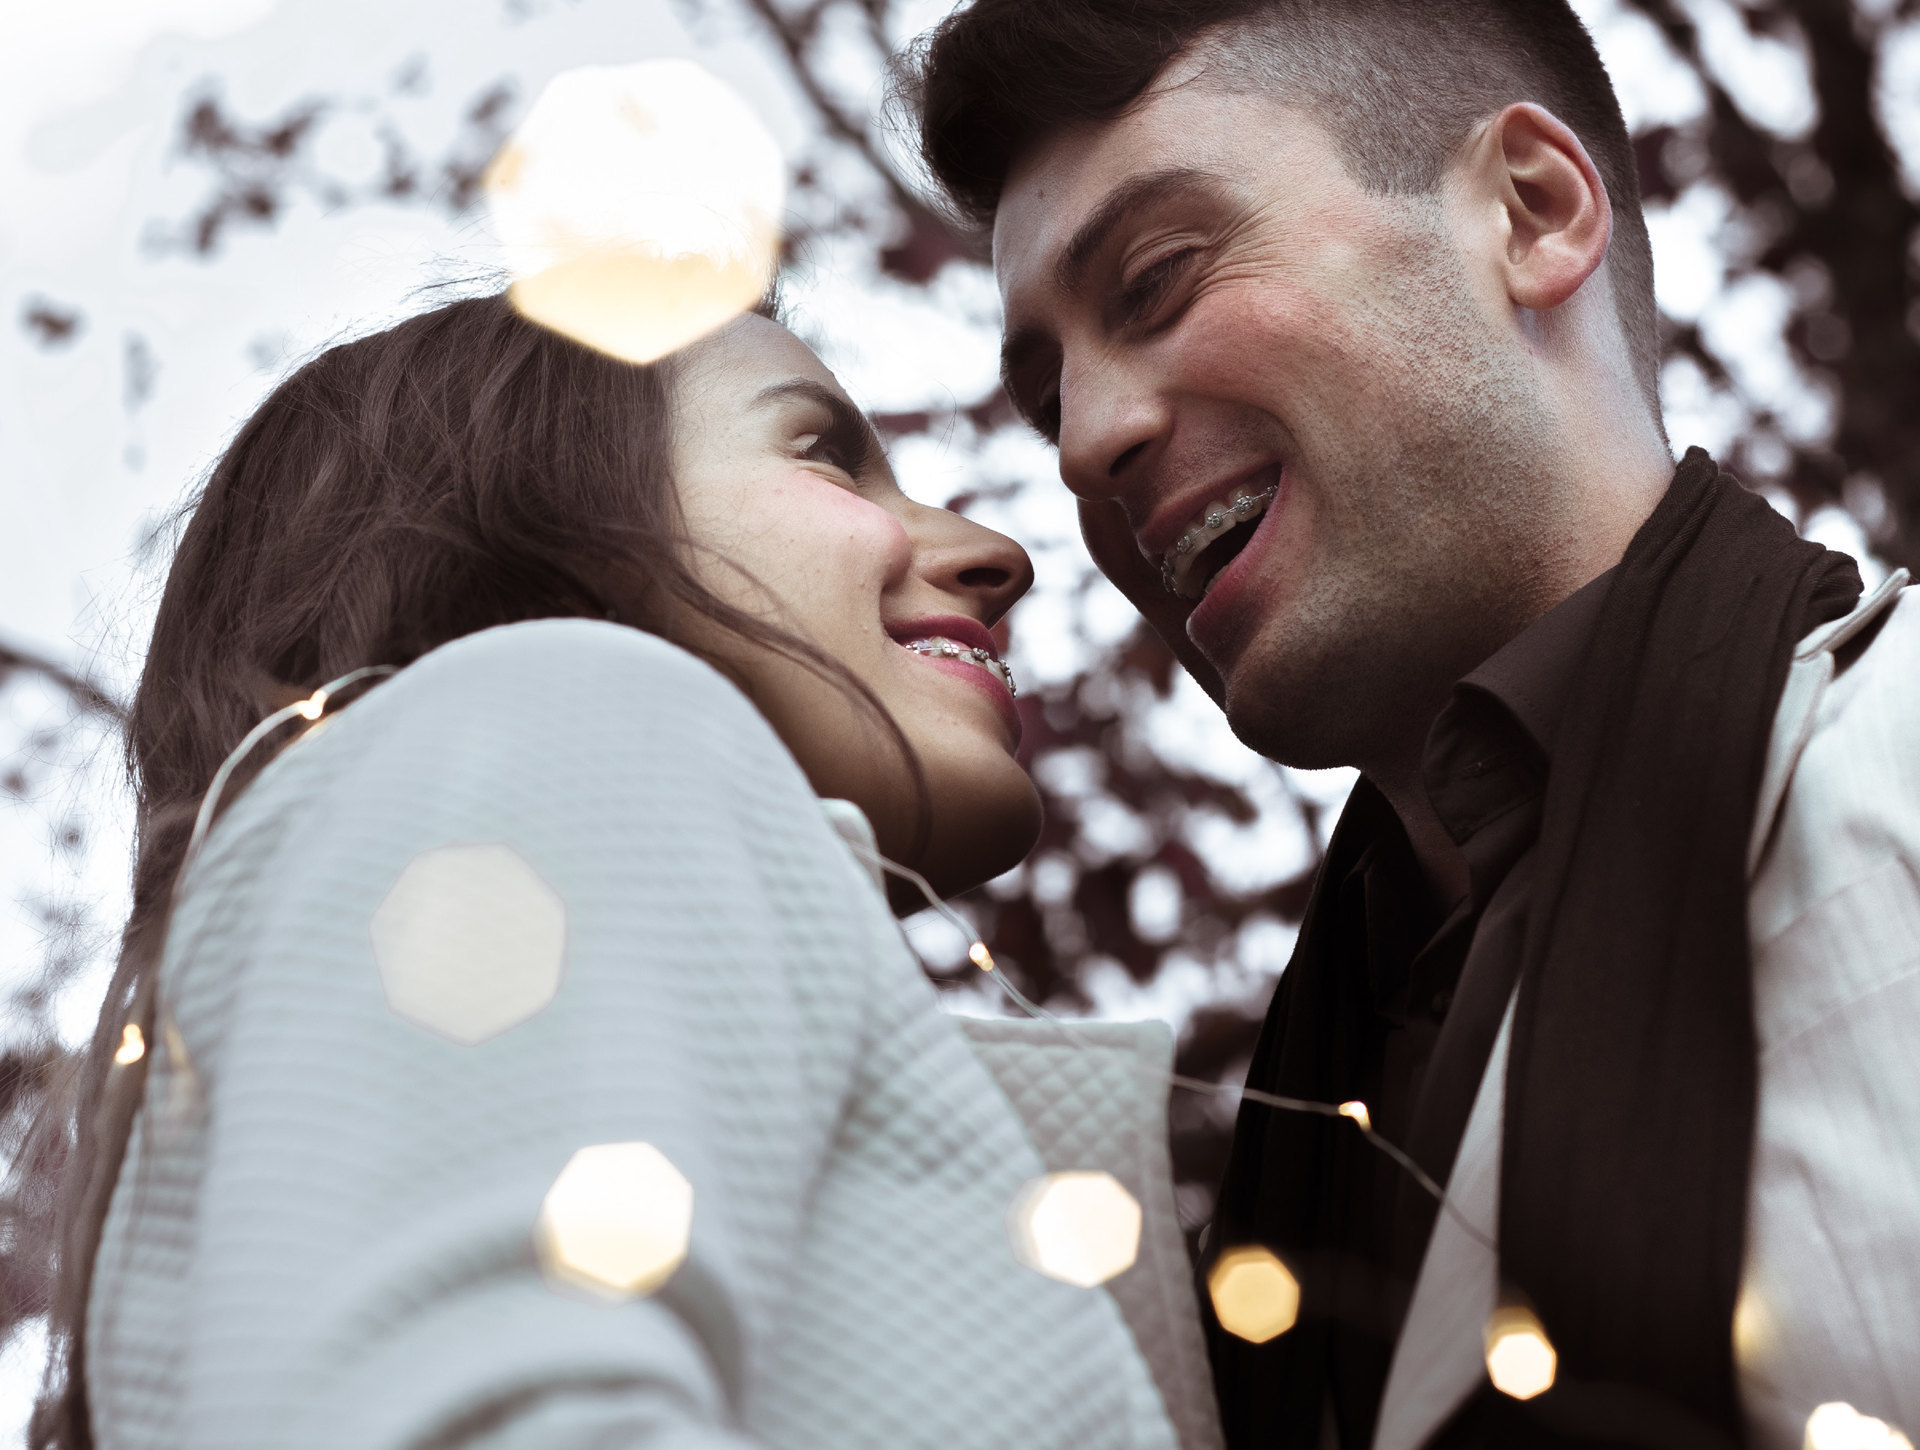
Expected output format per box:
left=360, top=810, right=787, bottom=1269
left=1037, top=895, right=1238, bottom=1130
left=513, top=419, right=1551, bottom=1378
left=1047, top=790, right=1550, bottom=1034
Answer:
left=994, top=64, right=1564, bottom=770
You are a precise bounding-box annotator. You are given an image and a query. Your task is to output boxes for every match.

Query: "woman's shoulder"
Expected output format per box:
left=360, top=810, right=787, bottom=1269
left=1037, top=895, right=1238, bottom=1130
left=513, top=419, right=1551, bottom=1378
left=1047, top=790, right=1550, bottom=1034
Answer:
left=182, top=618, right=893, bottom=1015
left=203, top=620, right=816, bottom=903
left=393, top=618, right=761, bottom=730
left=323, top=620, right=794, bottom=792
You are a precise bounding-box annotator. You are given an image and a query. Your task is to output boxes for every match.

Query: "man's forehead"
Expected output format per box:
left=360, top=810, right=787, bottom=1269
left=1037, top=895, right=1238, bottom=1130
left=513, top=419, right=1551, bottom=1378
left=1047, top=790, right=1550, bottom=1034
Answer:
left=991, top=70, right=1307, bottom=299
left=995, top=75, right=1200, bottom=264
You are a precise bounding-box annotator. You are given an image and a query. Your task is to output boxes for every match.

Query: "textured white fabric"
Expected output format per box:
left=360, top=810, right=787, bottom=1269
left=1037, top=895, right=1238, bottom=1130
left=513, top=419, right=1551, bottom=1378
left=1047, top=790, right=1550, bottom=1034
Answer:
left=1375, top=574, right=1920, bottom=1449
left=87, top=620, right=1179, bottom=1450
left=958, top=1017, right=1225, bottom=1450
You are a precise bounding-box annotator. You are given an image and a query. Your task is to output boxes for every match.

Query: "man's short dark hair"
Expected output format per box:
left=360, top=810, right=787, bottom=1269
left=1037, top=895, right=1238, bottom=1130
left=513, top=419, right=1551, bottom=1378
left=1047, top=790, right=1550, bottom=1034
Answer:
left=902, top=0, right=1660, bottom=415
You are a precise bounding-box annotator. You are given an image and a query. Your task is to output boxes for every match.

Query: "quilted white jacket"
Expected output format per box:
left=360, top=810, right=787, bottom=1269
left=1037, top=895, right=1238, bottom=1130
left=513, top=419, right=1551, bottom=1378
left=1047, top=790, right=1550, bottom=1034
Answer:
left=1377, top=572, right=1920, bottom=1450
left=86, top=620, right=1224, bottom=1450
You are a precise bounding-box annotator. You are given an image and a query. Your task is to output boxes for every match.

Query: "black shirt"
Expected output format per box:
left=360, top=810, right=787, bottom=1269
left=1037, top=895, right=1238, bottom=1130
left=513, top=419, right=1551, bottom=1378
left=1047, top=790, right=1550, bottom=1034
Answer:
left=1216, top=570, right=1614, bottom=1448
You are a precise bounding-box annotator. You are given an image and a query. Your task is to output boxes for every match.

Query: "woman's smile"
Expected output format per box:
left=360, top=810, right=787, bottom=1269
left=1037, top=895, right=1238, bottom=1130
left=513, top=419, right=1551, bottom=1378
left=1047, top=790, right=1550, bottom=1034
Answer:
left=669, top=314, right=1042, bottom=892
left=889, top=613, right=1022, bottom=745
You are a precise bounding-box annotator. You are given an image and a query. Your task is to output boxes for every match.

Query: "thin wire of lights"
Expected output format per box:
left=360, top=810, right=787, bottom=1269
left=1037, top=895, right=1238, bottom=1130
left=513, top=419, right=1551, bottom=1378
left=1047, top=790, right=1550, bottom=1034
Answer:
left=144, top=671, right=1503, bottom=1350
left=855, top=841, right=1494, bottom=1253
left=179, top=666, right=396, bottom=889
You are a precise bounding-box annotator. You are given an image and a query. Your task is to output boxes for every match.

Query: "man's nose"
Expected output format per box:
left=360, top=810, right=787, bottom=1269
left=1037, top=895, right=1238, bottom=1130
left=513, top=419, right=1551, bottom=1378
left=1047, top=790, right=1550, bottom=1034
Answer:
left=1056, top=351, right=1167, bottom=510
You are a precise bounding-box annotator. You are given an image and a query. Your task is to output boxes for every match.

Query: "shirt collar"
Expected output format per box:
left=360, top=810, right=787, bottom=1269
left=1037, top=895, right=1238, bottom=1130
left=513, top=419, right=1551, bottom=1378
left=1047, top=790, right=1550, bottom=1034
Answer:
left=1422, top=566, right=1615, bottom=853
left=1459, top=566, right=1615, bottom=757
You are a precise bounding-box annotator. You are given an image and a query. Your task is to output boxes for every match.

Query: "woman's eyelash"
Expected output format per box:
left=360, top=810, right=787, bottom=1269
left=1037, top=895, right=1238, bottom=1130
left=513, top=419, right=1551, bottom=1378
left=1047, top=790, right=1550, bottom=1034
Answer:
left=799, top=415, right=878, bottom=475
left=797, top=433, right=843, bottom=467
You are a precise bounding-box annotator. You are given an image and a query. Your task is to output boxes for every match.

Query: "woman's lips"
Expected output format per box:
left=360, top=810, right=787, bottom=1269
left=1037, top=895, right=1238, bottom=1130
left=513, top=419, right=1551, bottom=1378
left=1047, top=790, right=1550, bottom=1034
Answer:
left=894, top=637, right=1022, bottom=746
left=888, top=614, right=1001, bottom=658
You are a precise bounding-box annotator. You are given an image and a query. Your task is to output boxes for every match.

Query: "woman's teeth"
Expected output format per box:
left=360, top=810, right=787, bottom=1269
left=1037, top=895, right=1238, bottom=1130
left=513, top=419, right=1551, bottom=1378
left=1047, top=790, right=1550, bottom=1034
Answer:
left=1160, top=484, right=1278, bottom=600
left=904, top=636, right=1017, bottom=696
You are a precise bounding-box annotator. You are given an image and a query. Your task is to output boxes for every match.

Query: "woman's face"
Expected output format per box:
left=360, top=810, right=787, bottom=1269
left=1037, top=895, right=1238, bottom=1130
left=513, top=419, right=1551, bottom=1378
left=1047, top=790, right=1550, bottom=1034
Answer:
left=667, top=315, right=1042, bottom=899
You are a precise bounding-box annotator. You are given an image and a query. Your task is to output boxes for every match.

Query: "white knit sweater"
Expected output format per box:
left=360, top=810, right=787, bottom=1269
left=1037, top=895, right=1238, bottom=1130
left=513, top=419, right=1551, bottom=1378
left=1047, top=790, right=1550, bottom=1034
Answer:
left=87, top=621, right=1214, bottom=1450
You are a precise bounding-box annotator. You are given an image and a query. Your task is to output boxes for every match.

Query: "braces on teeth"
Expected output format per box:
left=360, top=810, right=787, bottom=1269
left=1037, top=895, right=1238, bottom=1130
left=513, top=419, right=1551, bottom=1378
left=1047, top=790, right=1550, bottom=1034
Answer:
left=1160, top=485, right=1278, bottom=598
left=906, top=638, right=1017, bottom=697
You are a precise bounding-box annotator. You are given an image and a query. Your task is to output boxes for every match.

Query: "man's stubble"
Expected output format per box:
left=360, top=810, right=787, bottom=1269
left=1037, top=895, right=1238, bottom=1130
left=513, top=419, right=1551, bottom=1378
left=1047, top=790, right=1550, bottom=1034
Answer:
left=1221, top=214, right=1570, bottom=774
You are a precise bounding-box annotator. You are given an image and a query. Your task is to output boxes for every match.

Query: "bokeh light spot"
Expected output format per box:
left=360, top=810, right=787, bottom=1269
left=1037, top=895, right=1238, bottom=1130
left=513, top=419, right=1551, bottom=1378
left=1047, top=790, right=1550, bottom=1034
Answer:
left=1207, top=1245, right=1299, bottom=1343
left=1805, top=1402, right=1915, bottom=1450
left=1732, top=1284, right=1771, bottom=1361
left=1485, top=1304, right=1557, bottom=1400
left=113, top=1023, right=144, bottom=1065
left=536, top=1141, right=693, bottom=1299
left=370, top=842, right=565, bottom=1044
left=483, top=60, right=784, bottom=365
left=1337, top=1099, right=1371, bottom=1132
left=1007, top=1170, right=1141, bottom=1288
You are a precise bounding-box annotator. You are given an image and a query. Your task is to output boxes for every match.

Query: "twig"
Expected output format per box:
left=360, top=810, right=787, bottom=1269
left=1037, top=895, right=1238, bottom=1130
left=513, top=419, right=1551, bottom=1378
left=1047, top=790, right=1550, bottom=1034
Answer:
left=0, top=640, right=127, bottom=726
left=735, top=0, right=955, bottom=233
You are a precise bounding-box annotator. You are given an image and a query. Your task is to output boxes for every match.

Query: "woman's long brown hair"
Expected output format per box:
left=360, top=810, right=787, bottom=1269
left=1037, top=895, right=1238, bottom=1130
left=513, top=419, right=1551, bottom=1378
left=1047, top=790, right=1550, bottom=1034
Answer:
left=20, top=292, right=925, bottom=1448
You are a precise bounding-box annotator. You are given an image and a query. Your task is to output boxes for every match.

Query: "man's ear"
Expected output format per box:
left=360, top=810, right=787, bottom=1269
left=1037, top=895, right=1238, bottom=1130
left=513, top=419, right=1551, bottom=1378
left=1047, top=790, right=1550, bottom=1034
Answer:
left=1477, top=102, right=1613, bottom=312
left=1078, top=497, right=1226, bottom=704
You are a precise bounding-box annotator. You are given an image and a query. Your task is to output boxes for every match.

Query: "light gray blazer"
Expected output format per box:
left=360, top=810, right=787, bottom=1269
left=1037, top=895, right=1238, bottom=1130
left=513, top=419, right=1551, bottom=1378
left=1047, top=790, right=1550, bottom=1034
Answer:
left=1376, top=571, right=1920, bottom=1450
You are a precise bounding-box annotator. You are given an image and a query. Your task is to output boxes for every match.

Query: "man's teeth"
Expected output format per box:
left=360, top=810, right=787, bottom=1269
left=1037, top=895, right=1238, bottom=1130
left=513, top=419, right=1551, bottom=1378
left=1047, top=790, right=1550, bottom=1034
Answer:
left=1160, top=484, right=1278, bottom=600
left=904, top=636, right=1017, bottom=697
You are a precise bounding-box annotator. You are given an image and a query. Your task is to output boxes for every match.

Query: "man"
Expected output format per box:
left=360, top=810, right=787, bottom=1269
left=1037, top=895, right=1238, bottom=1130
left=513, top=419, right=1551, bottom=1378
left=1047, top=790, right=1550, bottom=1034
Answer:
left=904, top=3, right=1919, bottom=1447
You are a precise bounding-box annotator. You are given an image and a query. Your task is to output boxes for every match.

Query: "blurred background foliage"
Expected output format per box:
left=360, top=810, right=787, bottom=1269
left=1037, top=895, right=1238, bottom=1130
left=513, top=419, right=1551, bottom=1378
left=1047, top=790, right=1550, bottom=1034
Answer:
left=1, top=0, right=1915, bottom=1393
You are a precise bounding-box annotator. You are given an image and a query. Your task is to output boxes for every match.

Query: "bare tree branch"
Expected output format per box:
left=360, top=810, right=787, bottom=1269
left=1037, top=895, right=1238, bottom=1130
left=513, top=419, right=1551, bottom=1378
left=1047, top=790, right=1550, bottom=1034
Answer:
left=734, top=0, right=969, bottom=243
left=0, top=641, right=126, bottom=726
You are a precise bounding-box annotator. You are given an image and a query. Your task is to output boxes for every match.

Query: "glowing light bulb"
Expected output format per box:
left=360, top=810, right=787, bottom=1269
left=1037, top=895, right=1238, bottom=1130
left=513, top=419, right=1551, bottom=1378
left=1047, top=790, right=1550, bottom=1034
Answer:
left=484, top=60, right=785, bottom=365
left=1007, top=1171, right=1141, bottom=1288
left=114, top=1023, right=145, bottom=1066
left=968, top=941, right=995, bottom=971
left=1337, top=1100, right=1371, bottom=1132
left=536, top=1141, right=693, bottom=1298
left=1805, top=1402, right=1915, bottom=1450
left=1485, top=1304, right=1557, bottom=1399
left=1207, top=1245, right=1299, bottom=1343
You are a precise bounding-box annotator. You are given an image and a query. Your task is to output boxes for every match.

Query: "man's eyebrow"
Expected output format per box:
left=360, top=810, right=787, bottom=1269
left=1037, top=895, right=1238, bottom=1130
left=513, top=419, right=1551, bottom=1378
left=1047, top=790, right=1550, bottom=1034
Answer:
left=998, top=168, right=1231, bottom=437
left=1054, top=166, right=1230, bottom=298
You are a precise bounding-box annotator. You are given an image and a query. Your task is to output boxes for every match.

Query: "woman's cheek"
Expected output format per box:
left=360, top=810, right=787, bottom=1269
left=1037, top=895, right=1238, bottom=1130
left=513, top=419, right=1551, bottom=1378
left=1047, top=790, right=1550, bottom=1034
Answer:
left=793, top=481, right=914, bottom=585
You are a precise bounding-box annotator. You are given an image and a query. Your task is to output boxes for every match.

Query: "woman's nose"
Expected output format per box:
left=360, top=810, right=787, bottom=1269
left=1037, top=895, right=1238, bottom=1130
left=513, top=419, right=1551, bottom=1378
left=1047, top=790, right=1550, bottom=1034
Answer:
left=912, top=505, right=1034, bottom=627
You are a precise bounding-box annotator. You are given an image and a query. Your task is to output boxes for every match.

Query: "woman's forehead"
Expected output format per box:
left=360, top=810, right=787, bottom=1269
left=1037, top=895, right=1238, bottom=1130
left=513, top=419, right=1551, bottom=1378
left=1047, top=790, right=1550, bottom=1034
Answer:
left=684, top=313, right=852, bottom=405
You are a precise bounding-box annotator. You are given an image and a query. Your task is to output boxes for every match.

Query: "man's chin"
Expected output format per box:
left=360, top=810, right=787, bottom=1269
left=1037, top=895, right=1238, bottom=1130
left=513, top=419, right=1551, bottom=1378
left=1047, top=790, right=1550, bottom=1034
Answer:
left=1217, top=635, right=1371, bottom=771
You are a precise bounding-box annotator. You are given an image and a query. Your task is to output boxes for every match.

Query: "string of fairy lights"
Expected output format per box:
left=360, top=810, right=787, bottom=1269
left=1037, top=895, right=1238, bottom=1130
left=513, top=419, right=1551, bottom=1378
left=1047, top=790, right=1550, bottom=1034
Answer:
left=97, top=57, right=1914, bottom=1449
left=100, top=667, right=1587, bottom=1419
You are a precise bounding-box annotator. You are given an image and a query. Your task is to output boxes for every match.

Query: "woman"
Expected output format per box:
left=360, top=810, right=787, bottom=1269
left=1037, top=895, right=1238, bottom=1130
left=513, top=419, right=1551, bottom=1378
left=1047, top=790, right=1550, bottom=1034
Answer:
left=33, top=295, right=1221, bottom=1449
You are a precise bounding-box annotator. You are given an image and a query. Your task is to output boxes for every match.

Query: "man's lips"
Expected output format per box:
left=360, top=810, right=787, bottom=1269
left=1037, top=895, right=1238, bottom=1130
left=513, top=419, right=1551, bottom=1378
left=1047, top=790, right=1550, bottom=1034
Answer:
left=1135, top=460, right=1286, bottom=563
left=1184, top=483, right=1285, bottom=656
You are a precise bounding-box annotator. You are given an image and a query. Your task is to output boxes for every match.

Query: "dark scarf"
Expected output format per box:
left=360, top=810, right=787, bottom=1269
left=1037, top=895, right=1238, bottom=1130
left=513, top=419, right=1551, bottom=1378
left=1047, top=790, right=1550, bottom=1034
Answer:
left=1487, top=450, right=1859, bottom=1442
left=1207, top=451, right=1860, bottom=1447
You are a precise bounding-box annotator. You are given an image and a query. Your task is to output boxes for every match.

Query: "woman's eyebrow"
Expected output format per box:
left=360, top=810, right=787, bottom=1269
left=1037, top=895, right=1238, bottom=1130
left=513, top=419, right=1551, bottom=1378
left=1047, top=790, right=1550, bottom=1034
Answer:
left=751, top=378, right=884, bottom=467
